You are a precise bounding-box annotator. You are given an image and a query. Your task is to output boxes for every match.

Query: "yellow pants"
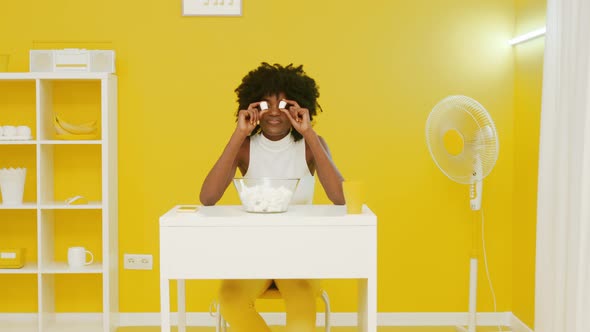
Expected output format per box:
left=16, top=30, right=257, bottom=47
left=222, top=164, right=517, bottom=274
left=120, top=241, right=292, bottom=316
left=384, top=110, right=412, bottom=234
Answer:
left=218, top=279, right=321, bottom=332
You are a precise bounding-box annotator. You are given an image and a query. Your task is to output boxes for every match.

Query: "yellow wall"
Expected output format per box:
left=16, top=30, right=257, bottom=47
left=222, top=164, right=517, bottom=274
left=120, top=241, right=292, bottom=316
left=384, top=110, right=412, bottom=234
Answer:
left=1, top=0, right=520, bottom=314
left=513, top=0, right=546, bottom=327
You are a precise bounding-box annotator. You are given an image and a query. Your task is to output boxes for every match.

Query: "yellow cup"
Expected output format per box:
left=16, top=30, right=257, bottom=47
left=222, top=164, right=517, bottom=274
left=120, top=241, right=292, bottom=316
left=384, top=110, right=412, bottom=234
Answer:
left=343, top=181, right=364, bottom=214
left=0, top=54, right=9, bottom=72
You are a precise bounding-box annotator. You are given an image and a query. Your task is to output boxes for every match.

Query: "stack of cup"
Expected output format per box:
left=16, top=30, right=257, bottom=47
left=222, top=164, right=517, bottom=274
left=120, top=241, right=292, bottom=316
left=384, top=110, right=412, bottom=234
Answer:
left=0, top=168, right=27, bottom=205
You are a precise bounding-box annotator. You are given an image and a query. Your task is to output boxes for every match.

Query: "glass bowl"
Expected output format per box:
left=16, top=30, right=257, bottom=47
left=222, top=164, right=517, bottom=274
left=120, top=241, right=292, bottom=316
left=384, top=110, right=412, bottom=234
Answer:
left=233, top=177, right=300, bottom=213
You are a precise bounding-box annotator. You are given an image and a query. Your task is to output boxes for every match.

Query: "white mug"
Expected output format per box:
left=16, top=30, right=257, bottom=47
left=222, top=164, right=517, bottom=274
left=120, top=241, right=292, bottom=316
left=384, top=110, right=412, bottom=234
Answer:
left=67, top=246, right=94, bottom=269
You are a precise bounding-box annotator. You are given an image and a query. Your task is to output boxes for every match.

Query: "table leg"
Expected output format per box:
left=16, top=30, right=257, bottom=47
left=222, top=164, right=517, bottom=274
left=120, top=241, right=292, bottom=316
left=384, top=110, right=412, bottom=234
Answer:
left=161, top=277, right=170, bottom=332
left=357, top=278, right=377, bottom=332
left=178, top=279, right=186, bottom=332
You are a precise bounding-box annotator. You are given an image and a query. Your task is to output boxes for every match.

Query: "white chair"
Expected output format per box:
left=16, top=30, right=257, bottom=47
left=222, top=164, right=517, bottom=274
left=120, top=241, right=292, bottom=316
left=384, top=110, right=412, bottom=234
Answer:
left=209, top=283, right=332, bottom=332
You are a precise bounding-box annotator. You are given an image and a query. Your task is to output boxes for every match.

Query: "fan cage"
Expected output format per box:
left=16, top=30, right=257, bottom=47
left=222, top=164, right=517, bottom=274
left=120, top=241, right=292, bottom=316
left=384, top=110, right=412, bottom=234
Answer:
left=425, top=95, right=499, bottom=184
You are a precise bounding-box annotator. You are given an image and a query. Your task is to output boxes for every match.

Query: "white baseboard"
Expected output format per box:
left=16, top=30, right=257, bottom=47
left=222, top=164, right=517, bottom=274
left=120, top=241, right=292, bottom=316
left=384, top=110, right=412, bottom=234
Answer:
left=118, top=311, right=533, bottom=329
left=377, top=312, right=512, bottom=326
left=0, top=312, right=534, bottom=331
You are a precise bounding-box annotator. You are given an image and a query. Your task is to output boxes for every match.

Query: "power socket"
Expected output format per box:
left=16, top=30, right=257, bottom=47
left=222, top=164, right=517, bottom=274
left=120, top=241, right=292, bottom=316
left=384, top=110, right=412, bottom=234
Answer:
left=182, top=0, right=242, bottom=16
left=124, top=254, right=153, bottom=270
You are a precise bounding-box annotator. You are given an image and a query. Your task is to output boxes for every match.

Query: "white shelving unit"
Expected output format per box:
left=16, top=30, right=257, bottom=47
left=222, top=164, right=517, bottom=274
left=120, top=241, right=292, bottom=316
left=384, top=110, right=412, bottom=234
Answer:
left=0, top=72, right=118, bottom=332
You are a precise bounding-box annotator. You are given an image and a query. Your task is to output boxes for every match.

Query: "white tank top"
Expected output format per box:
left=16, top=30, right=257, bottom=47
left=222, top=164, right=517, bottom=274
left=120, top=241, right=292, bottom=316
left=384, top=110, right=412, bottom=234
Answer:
left=244, top=133, right=315, bottom=204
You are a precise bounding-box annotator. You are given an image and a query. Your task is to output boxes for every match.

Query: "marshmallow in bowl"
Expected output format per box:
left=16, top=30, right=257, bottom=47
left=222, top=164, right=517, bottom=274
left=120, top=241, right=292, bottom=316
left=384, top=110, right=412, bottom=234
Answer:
left=2, top=125, right=16, bottom=137
left=16, top=126, right=31, bottom=137
left=239, top=184, right=294, bottom=213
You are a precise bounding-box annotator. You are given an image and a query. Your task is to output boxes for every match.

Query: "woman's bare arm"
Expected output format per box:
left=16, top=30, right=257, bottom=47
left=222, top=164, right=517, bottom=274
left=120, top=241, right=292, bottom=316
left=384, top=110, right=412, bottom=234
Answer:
left=200, top=104, right=263, bottom=205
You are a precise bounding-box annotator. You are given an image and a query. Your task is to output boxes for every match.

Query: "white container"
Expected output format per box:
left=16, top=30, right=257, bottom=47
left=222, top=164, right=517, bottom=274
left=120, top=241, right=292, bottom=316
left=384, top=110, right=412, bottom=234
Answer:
left=30, top=49, right=115, bottom=73
left=0, top=168, right=27, bottom=205
left=233, top=177, right=299, bottom=213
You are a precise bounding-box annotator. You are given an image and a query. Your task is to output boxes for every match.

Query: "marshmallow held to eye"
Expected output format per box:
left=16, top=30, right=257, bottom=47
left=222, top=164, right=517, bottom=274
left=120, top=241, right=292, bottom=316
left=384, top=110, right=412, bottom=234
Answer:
left=278, top=100, right=287, bottom=109
left=259, top=101, right=268, bottom=111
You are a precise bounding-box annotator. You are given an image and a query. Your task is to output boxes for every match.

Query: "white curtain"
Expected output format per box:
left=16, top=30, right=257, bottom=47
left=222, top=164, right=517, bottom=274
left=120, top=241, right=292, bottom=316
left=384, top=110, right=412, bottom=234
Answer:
left=535, top=0, right=590, bottom=331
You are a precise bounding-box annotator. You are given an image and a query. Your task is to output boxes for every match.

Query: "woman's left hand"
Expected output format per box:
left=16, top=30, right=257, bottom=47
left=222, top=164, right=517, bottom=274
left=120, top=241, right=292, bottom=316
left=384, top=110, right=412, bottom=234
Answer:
left=280, top=99, right=312, bottom=135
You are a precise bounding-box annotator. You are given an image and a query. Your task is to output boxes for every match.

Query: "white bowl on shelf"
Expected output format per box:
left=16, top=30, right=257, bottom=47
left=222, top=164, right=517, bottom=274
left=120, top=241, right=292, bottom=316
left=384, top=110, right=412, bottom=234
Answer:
left=0, top=125, right=33, bottom=140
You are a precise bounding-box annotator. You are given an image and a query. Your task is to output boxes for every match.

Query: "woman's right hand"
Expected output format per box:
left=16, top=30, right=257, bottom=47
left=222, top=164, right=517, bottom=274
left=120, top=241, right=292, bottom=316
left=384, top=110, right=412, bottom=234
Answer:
left=236, top=102, right=267, bottom=136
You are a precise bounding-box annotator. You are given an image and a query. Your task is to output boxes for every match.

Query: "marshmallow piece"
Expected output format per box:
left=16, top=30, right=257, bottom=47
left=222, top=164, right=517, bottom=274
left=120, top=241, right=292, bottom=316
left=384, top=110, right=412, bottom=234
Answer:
left=16, top=126, right=31, bottom=137
left=239, top=184, right=294, bottom=212
left=259, top=101, right=268, bottom=111
left=0, top=126, right=3, bottom=136
left=278, top=100, right=287, bottom=109
left=2, top=125, right=16, bottom=137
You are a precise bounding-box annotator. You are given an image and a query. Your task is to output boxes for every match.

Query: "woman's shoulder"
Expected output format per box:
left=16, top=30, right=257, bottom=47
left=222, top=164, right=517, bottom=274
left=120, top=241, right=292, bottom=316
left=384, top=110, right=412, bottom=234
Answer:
left=303, top=134, right=328, bottom=148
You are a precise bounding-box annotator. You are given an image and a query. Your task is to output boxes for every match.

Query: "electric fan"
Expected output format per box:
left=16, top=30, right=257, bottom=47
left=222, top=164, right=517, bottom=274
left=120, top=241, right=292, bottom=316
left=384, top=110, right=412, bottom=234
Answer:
left=425, top=95, right=499, bottom=332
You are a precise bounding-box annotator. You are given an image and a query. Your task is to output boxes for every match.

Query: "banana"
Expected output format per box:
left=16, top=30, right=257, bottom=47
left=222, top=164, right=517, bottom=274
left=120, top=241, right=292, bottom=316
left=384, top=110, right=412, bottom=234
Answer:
left=78, top=120, right=98, bottom=128
left=54, top=118, right=71, bottom=135
left=55, top=115, right=97, bottom=135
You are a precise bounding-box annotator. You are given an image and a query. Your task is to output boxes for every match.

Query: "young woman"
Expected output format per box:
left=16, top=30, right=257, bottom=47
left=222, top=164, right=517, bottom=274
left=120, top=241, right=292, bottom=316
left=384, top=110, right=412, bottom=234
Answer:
left=200, top=62, right=344, bottom=332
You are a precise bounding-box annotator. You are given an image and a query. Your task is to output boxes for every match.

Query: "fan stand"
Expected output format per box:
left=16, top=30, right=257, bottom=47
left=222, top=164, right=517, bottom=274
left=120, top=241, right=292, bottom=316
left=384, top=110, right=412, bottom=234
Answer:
left=455, top=207, right=480, bottom=332
left=455, top=257, right=479, bottom=332
left=455, top=195, right=512, bottom=332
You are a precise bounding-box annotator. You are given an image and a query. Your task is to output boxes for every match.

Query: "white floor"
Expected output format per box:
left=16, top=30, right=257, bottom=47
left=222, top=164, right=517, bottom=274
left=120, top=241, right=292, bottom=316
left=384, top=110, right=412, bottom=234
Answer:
left=117, top=326, right=511, bottom=332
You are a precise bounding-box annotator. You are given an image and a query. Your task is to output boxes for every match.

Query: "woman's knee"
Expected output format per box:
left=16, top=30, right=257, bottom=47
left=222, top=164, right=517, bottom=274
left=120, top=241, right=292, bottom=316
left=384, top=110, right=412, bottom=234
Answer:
left=219, top=282, right=247, bottom=305
left=218, top=279, right=272, bottom=307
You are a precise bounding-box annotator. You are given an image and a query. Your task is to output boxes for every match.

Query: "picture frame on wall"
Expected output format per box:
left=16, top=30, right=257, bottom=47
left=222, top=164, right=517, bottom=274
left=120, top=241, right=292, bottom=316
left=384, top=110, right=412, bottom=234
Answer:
left=182, top=0, right=242, bottom=16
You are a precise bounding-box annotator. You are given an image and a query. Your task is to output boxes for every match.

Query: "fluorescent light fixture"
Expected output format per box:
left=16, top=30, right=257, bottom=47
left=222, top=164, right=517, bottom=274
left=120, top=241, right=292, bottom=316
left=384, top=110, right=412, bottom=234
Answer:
left=509, top=27, right=546, bottom=46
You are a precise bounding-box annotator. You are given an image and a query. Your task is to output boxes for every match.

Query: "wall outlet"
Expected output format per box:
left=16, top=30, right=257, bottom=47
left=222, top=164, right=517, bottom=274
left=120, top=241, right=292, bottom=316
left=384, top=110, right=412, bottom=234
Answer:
left=124, top=254, right=153, bottom=270
left=182, top=0, right=242, bottom=16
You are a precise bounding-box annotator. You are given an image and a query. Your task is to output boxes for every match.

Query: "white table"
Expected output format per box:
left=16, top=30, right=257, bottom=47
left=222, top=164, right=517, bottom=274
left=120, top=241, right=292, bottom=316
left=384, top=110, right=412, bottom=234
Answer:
left=159, top=204, right=377, bottom=332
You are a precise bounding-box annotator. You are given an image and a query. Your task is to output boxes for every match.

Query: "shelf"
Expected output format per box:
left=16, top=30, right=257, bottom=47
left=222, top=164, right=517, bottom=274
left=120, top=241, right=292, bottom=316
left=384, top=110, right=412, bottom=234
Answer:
left=45, top=321, right=103, bottom=332
left=0, top=325, right=37, bottom=332
left=41, top=262, right=102, bottom=274
left=39, top=201, right=102, bottom=210
left=0, top=72, right=113, bottom=80
left=0, top=314, right=38, bottom=332
left=39, top=140, right=102, bottom=145
left=1, top=72, right=117, bottom=332
left=0, top=74, right=36, bottom=82
left=0, top=201, right=102, bottom=210
left=0, top=140, right=36, bottom=145
left=0, top=262, right=37, bottom=274
left=0, top=203, right=37, bottom=210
